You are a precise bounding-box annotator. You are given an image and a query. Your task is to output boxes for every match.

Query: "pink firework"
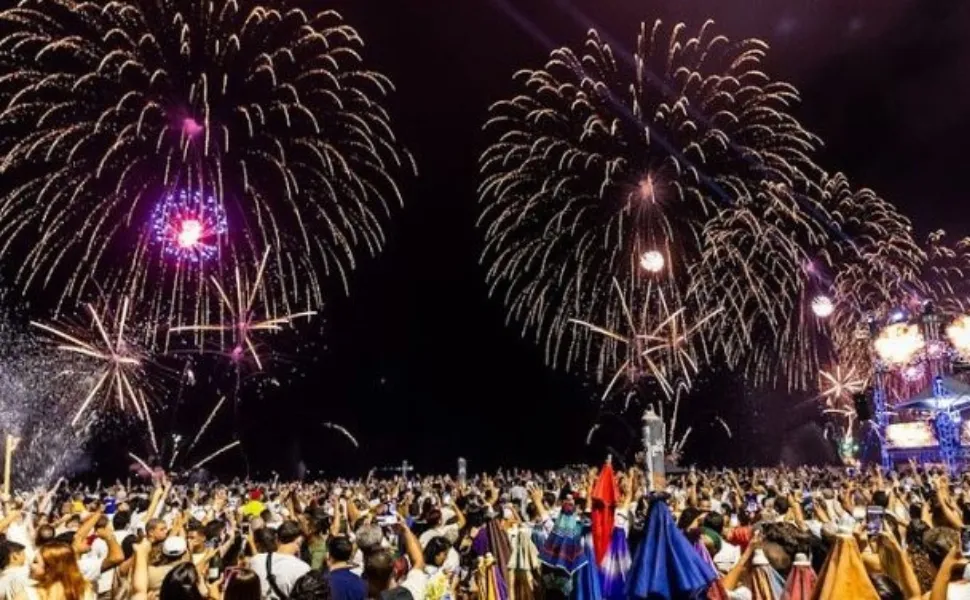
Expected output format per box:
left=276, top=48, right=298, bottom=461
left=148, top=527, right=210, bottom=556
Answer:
left=182, top=117, right=204, bottom=137
left=151, top=190, right=228, bottom=263
left=170, top=248, right=315, bottom=370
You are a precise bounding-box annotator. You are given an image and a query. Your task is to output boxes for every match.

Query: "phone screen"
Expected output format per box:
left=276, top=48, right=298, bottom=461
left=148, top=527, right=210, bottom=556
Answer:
left=745, top=494, right=758, bottom=514
left=866, top=506, right=884, bottom=536
left=961, top=526, right=970, bottom=558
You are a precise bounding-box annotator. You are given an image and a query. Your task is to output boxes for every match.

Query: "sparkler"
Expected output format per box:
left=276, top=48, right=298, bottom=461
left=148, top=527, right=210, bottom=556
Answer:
left=31, top=297, right=150, bottom=426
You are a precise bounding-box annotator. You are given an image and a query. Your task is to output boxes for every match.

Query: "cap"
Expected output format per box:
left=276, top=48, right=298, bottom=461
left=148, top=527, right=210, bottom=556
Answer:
left=162, top=536, right=187, bottom=558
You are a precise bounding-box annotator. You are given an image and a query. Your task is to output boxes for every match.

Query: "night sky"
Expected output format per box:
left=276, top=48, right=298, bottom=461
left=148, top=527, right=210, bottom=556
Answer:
left=109, top=0, right=970, bottom=477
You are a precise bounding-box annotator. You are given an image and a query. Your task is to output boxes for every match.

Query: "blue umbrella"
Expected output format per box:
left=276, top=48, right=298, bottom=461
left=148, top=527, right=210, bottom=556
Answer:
left=626, top=498, right=717, bottom=599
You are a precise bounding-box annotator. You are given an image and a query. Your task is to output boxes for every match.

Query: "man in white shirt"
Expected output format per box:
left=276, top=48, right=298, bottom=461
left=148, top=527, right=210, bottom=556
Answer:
left=250, top=521, right=310, bottom=600
left=703, top=513, right=741, bottom=573
left=0, top=541, right=29, bottom=600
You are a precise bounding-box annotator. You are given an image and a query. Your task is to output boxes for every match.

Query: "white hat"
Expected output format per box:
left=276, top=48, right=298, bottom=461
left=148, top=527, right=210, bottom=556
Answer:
left=793, top=553, right=811, bottom=567
left=162, top=536, right=187, bottom=558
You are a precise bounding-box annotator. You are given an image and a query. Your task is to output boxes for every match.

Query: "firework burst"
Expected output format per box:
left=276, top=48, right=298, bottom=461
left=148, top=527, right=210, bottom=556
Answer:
left=31, top=297, right=152, bottom=426
left=570, top=278, right=722, bottom=449
left=478, top=20, right=824, bottom=385
left=917, top=230, right=970, bottom=316
left=170, top=248, right=315, bottom=369
left=0, top=0, right=413, bottom=320
left=818, top=174, right=924, bottom=373
left=818, top=365, right=866, bottom=408
left=150, top=189, right=228, bottom=264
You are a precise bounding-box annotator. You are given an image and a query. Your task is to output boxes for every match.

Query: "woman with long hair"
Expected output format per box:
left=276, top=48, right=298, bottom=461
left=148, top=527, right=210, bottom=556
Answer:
left=222, top=569, right=261, bottom=600
left=159, top=563, right=206, bottom=600
left=14, top=542, right=94, bottom=600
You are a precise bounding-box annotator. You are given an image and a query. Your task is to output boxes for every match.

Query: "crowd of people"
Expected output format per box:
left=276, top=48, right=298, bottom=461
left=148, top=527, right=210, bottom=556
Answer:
left=0, top=462, right=968, bottom=600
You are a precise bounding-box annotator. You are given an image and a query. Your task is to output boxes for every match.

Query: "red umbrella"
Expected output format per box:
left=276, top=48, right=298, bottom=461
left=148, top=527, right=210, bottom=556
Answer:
left=591, top=461, right=618, bottom=565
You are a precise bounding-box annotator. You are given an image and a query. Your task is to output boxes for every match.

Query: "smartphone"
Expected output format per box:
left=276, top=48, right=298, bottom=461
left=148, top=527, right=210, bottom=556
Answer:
left=745, top=493, right=758, bottom=514
left=866, top=506, right=884, bottom=536
left=961, top=526, right=970, bottom=558
left=377, top=515, right=398, bottom=527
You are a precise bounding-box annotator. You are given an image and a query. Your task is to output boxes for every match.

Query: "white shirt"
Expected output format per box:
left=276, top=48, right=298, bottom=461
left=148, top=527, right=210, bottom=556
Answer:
left=713, top=541, right=741, bottom=574
left=399, top=568, right=429, bottom=600
left=250, top=552, right=311, bottom=600
left=77, top=554, right=103, bottom=585
left=949, top=581, right=970, bottom=600
left=89, top=538, right=115, bottom=594
left=0, top=566, right=29, bottom=600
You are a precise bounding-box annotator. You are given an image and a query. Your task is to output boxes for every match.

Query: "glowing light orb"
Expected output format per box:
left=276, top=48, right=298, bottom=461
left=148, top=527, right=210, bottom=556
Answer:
left=182, top=117, right=203, bottom=137
left=946, top=315, right=970, bottom=359
left=151, top=190, right=228, bottom=263
left=811, top=295, right=835, bottom=318
left=639, top=250, right=665, bottom=273
left=177, top=219, right=203, bottom=248
left=874, top=323, right=925, bottom=366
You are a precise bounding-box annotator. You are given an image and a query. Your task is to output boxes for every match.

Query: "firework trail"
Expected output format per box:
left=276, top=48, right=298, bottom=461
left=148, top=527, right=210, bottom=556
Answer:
left=0, top=0, right=414, bottom=321
left=135, top=394, right=237, bottom=475
left=820, top=174, right=924, bottom=374
left=187, top=441, right=240, bottom=472
left=916, top=230, right=970, bottom=316
left=188, top=395, right=227, bottom=456
left=170, top=248, right=316, bottom=368
left=31, top=297, right=153, bottom=426
left=322, top=422, right=359, bottom=448
left=478, top=20, right=826, bottom=389
left=693, top=184, right=836, bottom=389
left=170, top=248, right=314, bottom=472
left=818, top=365, right=867, bottom=409
left=570, top=278, right=720, bottom=451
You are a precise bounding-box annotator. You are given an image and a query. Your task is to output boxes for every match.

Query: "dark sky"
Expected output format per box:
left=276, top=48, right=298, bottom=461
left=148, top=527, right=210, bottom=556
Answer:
left=115, top=0, right=970, bottom=478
